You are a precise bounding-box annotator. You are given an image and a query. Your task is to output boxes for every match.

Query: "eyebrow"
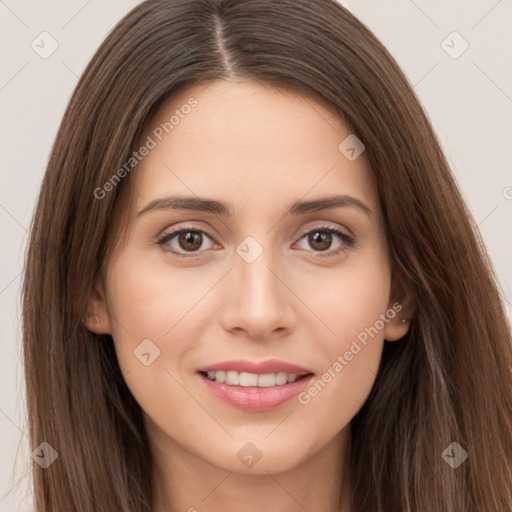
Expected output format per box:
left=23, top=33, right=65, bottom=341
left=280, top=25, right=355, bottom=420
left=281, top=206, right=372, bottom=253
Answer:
left=137, top=194, right=372, bottom=218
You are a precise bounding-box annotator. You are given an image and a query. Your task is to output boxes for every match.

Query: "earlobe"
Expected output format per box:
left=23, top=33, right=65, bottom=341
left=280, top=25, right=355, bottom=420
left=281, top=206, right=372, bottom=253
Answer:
left=82, top=278, right=112, bottom=335
left=384, top=316, right=412, bottom=342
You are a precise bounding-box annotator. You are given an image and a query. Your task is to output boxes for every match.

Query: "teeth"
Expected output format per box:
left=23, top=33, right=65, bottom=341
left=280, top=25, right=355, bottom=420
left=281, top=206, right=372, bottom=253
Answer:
left=204, top=370, right=302, bottom=387
left=275, top=372, right=288, bottom=385
left=257, top=373, right=275, bottom=387
left=239, top=372, right=258, bottom=386
left=213, top=370, right=225, bottom=383
left=225, top=371, right=239, bottom=385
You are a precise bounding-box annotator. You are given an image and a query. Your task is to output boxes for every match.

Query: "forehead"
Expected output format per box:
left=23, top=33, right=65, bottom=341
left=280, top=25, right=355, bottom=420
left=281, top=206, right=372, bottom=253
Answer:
left=132, top=79, right=377, bottom=217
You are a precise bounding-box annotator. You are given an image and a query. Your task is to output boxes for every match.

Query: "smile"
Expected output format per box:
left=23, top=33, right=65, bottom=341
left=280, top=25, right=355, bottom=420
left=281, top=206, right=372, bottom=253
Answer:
left=196, top=359, right=314, bottom=411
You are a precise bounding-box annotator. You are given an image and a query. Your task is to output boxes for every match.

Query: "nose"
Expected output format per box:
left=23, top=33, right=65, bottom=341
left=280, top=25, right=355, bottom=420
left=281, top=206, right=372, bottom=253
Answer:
left=220, top=241, right=297, bottom=341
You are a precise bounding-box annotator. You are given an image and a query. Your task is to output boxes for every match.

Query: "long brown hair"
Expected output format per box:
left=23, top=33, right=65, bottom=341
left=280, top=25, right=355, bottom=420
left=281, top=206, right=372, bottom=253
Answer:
left=22, top=0, right=512, bottom=510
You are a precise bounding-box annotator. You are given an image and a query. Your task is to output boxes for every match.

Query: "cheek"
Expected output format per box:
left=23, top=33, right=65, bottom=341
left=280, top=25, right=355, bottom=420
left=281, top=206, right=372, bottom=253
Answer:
left=292, top=249, right=391, bottom=426
left=103, top=252, right=194, bottom=380
left=105, top=250, right=204, bottom=340
left=301, top=246, right=391, bottom=353
left=103, top=254, right=204, bottom=436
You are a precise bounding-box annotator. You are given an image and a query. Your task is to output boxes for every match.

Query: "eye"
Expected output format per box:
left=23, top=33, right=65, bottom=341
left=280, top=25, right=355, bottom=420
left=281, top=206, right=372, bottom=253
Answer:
left=157, top=227, right=217, bottom=258
left=294, top=225, right=354, bottom=258
left=157, top=223, right=354, bottom=259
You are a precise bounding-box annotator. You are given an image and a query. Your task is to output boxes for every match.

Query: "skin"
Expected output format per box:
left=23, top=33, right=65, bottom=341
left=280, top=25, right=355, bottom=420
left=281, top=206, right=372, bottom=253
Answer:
left=86, top=78, right=412, bottom=512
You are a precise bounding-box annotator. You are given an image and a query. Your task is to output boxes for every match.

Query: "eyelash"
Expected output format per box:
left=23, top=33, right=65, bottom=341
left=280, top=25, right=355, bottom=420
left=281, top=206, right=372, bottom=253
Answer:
left=156, top=224, right=355, bottom=259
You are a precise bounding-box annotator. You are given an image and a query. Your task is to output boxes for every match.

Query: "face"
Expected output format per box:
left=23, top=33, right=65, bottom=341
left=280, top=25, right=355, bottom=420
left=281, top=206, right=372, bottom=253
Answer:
left=87, top=79, right=410, bottom=476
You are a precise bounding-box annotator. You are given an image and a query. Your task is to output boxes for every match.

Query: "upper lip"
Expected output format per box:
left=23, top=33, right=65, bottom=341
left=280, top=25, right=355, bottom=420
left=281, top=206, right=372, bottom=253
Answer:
left=197, top=359, right=313, bottom=375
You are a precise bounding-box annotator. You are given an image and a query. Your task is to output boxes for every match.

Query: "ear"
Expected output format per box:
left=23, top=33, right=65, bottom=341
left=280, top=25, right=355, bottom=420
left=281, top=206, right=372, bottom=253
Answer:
left=83, top=277, right=113, bottom=335
left=383, top=271, right=416, bottom=342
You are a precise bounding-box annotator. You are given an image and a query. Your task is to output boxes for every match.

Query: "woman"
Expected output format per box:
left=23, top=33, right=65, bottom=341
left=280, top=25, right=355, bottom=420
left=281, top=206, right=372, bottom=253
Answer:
left=22, top=0, right=512, bottom=510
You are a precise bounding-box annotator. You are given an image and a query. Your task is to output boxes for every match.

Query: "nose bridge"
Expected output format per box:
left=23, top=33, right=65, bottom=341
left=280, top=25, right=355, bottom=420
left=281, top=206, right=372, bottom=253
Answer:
left=222, top=234, right=293, bottom=337
left=235, top=234, right=282, bottom=308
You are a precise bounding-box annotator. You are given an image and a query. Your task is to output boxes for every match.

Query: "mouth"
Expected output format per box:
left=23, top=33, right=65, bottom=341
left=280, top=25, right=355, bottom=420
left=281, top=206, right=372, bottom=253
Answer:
left=196, top=360, right=314, bottom=411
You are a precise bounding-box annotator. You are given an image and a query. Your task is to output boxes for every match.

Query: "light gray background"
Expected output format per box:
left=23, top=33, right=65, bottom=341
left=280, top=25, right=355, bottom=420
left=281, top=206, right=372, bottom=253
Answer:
left=1, top=1, right=511, bottom=509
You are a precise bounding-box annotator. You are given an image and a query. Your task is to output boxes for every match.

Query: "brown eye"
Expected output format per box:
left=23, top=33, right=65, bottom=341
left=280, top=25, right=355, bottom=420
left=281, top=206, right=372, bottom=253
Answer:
left=308, top=231, right=333, bottom=252
left=177, top=231, right=203, bottom=251
left=158, top=228, right=217, bottom=257
left=295, top=225, right=354, bottom=258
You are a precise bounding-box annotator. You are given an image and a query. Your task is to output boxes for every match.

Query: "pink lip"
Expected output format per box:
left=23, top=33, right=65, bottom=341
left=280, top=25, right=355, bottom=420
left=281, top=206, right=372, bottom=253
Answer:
left=197, top=359, right=312, bottom=375
left=196, top=359, right=314, bottom=411
left=197, top=373, right=314, bottom=411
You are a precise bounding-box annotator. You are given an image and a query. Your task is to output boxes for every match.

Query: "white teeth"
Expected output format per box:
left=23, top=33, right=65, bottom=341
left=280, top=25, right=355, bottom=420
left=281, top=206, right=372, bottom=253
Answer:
left=258, top=373, right=276, bottom=387
left=275, top=372, right=288, bottom=385
left=204, top=370, right=302, bottom=386
left=225, top=371, right=239, bottom=385
left=239, top=372, right=258, bottom=386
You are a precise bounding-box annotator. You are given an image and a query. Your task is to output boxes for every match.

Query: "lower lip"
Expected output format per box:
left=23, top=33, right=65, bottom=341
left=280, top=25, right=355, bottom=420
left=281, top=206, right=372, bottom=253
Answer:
left=198, top=373, right=313, bottom=411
